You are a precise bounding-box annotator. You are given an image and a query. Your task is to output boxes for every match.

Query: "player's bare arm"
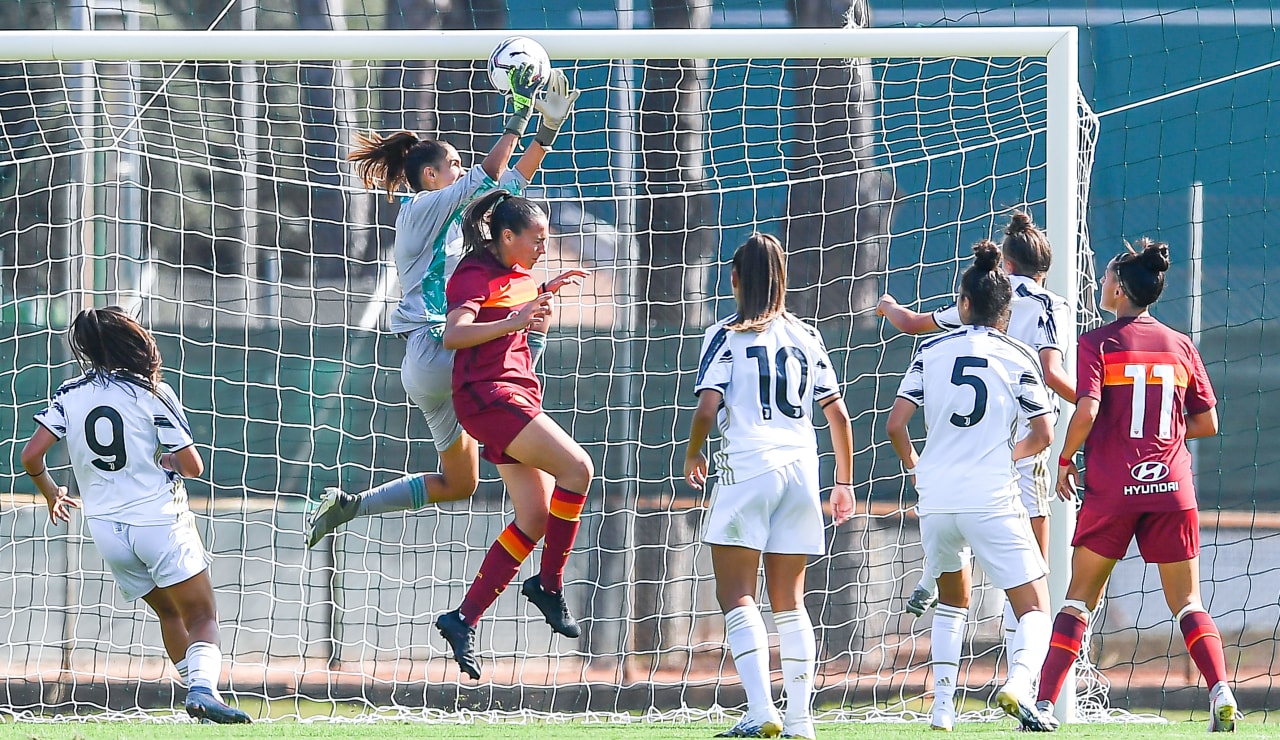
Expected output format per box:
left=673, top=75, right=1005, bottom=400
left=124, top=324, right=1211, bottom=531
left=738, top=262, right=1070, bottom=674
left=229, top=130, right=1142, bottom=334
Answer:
left=877, top=293, right=941, bottom=335
left=684, top=388, right=720, bottom=491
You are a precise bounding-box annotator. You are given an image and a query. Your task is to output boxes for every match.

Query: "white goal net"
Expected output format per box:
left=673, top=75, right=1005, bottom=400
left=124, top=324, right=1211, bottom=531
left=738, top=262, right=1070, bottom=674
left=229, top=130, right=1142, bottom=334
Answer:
left=0, top=28, right=1103, bottom=721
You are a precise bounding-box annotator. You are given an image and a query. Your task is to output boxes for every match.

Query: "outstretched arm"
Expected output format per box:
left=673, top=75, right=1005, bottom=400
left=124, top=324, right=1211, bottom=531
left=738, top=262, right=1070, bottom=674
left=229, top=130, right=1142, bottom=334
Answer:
left=482, top=63, right=546, bottom=181
left=878, top=294, right=942, bottom=335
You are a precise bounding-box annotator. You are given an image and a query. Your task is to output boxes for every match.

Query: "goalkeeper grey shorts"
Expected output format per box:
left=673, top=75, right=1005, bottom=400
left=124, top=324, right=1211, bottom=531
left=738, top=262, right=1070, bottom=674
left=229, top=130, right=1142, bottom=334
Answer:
left=400, top=326, right=464, bottom=452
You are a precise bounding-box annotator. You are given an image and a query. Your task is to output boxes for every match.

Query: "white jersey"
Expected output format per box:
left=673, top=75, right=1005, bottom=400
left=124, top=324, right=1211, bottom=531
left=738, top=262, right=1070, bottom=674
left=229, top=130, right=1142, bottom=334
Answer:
left=932, top=275, right=1069, bottom=353
left=896, top=326, right=1052, bottom=514
left=932, top=275, right=1070, bottom=429
left=694, top=313, right=841, bottom=484
left=34, top=372, right=195, bottom=526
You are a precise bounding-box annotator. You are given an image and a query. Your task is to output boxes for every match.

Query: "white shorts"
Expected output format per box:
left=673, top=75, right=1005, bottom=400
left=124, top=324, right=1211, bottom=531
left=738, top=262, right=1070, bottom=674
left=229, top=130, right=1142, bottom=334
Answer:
left=920, top=507, right=1048, bottom=591
left=400, top=326, right=463, bottom=452
left=1015, top=448, right=1052, bottom=518
left=86, top=515, right=210, bottom=602
left=702, top=455, right=825, bottom=556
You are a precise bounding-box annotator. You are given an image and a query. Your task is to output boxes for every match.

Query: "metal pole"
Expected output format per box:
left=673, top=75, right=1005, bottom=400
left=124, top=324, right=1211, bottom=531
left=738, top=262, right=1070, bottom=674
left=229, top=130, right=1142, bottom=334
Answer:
left=237, top=1, right=274, bottom=320
left=1045, top=28, right=1079, bottom=725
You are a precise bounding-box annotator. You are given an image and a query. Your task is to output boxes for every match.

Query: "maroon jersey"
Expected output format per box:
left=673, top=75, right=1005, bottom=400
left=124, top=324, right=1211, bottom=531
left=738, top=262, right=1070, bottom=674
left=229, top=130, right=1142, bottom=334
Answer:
left=446, top=249, right=543, bottom=411
left=1077, top=316, right=1215, bottom=514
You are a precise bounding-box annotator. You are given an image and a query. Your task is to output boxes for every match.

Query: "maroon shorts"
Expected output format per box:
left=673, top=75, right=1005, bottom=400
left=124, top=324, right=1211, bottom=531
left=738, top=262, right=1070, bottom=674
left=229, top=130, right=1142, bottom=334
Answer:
left=455, top=381, right=542, bottom=466
left=1072, top=505, right=1200, bottom=563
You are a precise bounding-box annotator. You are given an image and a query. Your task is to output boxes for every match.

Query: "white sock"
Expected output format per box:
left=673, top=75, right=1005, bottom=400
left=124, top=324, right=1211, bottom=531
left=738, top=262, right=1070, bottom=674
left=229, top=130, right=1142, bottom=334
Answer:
left=931, top=604, right=967, bottom=703
left=174, top=657, right=189, bottom=687
left=774, top=609, right=816, bottom=734
left=915, top=571, right=937, bottom=597
left=1002, top=599, right=1018, bottom=665
left=1006, top=609, right=1051, bottom=690
left=185, top=641, right=223, bottom=701
left=724, top=605, right=780, bottom=725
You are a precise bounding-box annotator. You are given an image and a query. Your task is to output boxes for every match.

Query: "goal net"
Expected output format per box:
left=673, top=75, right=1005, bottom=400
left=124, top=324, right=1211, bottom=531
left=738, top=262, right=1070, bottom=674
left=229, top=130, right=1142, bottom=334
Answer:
left=1, top=28, right=1105, bottom=722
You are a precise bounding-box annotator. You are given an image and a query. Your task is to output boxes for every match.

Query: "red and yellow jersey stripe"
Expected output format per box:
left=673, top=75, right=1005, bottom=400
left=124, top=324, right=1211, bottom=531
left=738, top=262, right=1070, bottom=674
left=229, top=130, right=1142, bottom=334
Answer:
left=1100, top=350, right=1191, bottom=387
left=482, top=273, right=538, bottom=309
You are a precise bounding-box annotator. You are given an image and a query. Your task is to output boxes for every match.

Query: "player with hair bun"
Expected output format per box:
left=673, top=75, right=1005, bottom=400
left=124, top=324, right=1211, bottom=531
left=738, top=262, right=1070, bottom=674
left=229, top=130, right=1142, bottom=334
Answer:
left=307, top=63, right=579, bottom=548
left=886, top=242, right=1057, bottom=732
left=879, top=212, right=1074, bottom=637
left=20, top=306, right=251, bottom=724
left=684, top=233, right=855, bottom=739
left=1036, top=239, right=1238, bottom=732
left=433, top=188, right=590, bottom=681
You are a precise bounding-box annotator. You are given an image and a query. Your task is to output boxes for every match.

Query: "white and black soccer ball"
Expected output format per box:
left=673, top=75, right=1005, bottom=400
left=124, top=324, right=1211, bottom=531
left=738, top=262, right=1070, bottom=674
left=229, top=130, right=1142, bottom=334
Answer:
left=487, top=36, right=552, bottom=93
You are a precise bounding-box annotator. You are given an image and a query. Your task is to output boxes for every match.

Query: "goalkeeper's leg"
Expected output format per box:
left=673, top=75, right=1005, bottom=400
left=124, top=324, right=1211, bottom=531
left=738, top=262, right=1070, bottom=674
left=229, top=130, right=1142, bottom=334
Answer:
left=308, top=335, right=479, bottom=547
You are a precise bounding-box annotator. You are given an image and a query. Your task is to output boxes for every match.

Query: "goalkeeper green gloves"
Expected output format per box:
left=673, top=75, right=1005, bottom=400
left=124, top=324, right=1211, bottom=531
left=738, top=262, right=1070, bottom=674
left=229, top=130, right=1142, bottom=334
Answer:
left=504, top=63, right=544, bottom=137
left=533, top=69, right=581, bottom=148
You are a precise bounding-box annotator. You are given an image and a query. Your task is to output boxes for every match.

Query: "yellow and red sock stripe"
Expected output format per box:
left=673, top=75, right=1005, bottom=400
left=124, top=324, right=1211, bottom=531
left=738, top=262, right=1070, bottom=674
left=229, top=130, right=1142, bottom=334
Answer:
left=497, top=523, right=536, bottom=561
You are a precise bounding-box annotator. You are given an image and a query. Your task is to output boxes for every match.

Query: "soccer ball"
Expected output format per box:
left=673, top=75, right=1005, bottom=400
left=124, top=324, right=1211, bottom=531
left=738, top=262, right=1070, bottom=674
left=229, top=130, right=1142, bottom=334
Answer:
left=487, top=36, right=552, bottom=94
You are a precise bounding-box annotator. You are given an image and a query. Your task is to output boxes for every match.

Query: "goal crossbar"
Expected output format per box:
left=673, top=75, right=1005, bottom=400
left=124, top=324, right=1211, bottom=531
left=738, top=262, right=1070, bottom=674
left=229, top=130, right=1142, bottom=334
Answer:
left=1, top=28, right=1077, bottom=62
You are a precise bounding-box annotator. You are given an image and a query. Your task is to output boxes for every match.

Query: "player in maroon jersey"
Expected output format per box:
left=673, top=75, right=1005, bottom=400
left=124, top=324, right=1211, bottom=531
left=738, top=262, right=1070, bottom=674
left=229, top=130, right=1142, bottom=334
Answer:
left=1035, top=239, right=1237, bottom=731
left=433, top=188, right=590, bottom=681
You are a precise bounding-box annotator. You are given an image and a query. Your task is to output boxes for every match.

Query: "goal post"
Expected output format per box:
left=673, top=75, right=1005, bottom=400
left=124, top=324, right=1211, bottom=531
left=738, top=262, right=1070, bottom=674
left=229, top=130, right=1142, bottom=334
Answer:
left=0, top=27, right=1100, bottom=722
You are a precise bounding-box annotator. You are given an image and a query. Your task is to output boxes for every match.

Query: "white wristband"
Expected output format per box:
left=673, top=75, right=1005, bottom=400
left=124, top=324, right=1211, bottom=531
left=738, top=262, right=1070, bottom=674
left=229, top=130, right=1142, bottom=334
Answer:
left=904, top=467, right=916, bottom=476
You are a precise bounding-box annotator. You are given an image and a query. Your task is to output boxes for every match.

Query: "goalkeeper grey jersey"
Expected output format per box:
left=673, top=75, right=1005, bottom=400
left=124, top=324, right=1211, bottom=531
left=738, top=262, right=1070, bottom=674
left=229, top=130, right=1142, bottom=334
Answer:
left=389, top=165, right=529, bottom=337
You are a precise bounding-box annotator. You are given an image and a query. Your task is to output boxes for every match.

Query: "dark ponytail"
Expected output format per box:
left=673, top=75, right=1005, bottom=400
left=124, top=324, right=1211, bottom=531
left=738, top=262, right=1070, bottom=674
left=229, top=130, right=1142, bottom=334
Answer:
left=347, top=131, right=449, bottom=200
left=69, top=306, right=163, bottom=391
left=960, top=239, right=1012, bottom=328
left=728, top=233, right=788, bottom=332
left=460, top=189, right=546, bottom=258
left=1001, top=211, right=1053, bottom=276
left=1111, top=237, right=1171, bottom=307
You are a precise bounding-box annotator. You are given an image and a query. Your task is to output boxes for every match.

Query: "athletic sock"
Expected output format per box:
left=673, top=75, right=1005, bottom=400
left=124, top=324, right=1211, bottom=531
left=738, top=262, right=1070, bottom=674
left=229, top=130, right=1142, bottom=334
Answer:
left=1002, top=600, right=1018, bottom=660
left=725, top=605, right=780, bottom=725
left=1006, top=609, right=1051, bottom=690
left=539, top=486, right=588, bottom=592
left=185, top=641, right=223, bottom=700
left=355, top=473, right=431, bottom=517
left=931, top=604, right=967, bottom=704
left=774, top=609, right=816, bottom=732
left=1179, top=609, right=1228, bottom=689
left=1037, top=610, right=1087, bottom=703
left=458, top=523, right=536, bottom=626
left=915, top=572, right=938, bottom=598
left=174, top=657, right=189, bottom=687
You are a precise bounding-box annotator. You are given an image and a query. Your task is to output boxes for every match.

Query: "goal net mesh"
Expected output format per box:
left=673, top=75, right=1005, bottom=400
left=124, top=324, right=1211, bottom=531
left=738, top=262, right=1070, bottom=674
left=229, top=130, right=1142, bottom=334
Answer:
left=1, top=45, right=1105, bottom=721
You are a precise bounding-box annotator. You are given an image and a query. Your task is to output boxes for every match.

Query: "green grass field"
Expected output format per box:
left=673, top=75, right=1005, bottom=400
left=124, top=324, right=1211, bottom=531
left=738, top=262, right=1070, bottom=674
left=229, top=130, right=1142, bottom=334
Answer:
left=1, top=718, right=1275, bottom=740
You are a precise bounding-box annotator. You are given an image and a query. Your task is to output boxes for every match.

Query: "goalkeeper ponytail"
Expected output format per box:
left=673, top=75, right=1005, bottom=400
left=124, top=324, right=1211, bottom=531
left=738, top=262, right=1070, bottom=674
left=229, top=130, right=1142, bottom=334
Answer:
left=348, top=131, right=449, bottom=201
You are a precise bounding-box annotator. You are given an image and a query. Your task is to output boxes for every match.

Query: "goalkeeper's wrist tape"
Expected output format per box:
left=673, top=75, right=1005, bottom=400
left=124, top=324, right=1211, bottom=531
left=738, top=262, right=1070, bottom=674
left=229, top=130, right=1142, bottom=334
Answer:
left=504, top=106, right=533, bottom=137
left=535, top=121, right=562, bottom=148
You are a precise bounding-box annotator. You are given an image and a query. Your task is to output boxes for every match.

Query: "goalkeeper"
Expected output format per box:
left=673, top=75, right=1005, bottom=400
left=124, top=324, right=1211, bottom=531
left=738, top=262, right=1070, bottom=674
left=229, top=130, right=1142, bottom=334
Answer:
left=307, top=64, right=579, bottom=547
